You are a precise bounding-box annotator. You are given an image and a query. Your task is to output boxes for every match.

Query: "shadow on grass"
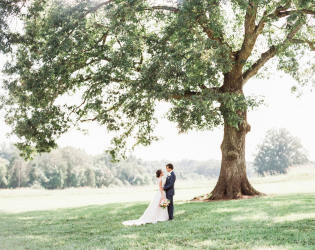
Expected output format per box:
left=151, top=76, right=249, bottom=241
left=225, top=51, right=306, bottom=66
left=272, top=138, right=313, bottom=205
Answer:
left=0, top=193, right=315, bottom=249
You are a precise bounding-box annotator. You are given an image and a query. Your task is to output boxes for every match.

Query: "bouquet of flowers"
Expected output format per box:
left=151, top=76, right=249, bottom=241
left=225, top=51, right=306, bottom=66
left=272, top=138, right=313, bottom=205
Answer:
left=159, top=199, right=170, bottom=209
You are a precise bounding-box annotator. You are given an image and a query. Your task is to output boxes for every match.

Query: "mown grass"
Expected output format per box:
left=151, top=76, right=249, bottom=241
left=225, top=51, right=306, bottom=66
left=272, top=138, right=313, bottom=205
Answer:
left=1, top=194, right=315, bottom=249
left=1, top=167, right=315, bottom=250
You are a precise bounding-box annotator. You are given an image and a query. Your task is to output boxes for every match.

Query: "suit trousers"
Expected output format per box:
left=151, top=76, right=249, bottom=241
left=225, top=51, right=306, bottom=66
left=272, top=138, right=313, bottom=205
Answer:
left=166, top=194, right=174, bottom=219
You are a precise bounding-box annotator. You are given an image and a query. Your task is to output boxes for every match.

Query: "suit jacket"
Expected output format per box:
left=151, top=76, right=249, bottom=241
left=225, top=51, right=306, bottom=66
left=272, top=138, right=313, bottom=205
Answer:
left=164, top=171, right=176, bottom=196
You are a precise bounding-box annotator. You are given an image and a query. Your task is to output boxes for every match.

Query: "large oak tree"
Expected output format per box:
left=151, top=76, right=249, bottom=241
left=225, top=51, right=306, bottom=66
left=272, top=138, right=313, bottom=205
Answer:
left=1, top=0, right=314, bottom=199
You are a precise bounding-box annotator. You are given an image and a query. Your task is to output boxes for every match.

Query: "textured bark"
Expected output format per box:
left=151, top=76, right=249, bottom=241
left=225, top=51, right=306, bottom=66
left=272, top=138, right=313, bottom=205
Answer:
left=209, top=72, right=261, bottom=200
left=209, top=113, right=260, bottom=200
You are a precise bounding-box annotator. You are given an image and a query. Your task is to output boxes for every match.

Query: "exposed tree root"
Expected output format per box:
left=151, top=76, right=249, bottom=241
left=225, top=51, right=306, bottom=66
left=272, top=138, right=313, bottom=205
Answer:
left=208, top=176, right=262, bottom=200
left=191, top=193, right=267, bottom=202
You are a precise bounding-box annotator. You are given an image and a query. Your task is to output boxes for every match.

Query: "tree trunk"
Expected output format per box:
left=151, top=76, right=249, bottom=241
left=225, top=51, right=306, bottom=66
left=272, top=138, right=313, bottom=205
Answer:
left=209, top=71, right=261, bottom=200
left=209, top=109, right=261, bottom=200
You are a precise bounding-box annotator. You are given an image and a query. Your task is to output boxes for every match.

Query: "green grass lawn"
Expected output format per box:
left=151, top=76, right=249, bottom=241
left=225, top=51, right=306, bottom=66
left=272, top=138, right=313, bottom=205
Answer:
left=1, top=171, right=315, bottom=249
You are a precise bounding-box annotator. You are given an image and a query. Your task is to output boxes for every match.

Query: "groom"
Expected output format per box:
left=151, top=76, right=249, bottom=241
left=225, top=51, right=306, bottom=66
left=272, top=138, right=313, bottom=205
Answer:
left=163, top=163, right=176, bottom=220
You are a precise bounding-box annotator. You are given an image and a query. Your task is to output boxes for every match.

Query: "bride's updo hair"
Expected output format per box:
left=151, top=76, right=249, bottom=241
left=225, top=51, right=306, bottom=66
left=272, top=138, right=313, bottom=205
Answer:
left=156, top=169, right=162, bottom=178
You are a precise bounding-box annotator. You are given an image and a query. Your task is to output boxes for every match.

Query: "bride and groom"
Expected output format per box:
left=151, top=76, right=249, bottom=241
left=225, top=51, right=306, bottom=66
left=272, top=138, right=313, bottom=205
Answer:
left=122, top=163, right=176, bottom=226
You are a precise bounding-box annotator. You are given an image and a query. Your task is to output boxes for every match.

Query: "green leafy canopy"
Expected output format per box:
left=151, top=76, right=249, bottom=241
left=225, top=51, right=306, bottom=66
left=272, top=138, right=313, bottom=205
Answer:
left=0, top=0, right=314, bottom=161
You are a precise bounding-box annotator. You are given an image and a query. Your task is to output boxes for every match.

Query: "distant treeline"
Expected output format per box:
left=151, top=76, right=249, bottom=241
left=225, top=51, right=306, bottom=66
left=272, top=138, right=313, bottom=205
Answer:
left=0, top=143, right=255, bottom=189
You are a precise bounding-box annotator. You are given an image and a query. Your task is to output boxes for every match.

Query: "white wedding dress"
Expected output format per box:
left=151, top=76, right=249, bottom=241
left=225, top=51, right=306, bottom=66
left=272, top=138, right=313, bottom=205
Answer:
left=122, top=178, right=169, bottom=226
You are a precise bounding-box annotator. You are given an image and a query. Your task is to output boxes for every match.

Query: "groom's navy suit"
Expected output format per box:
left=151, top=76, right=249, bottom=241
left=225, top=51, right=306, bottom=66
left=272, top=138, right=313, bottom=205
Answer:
left=163, top=171, right=176, bottom=220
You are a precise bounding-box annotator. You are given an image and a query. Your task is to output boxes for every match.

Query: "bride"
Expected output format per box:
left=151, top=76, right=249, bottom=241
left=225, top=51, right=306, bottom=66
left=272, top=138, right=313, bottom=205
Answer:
left=122, top=169, right=169, bottom=226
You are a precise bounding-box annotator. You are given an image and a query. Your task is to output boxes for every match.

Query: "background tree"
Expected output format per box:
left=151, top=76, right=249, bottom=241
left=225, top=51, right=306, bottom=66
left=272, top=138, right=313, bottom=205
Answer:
left=93, top=153, right=113, bottom=187
left=84, top=168, right=96, bottom=187
left=27, top=163, right=41, bottom=186
left=192, top=159, right=222, bottom=177
left=0, top=157, right=8, bottom=188
left=0, top=142, right=16, bottom=160
left=5, top=145, right=29, bottom=188
left=253, top=128, right=309, bottom=176
left=0, top=0, right=315, bottom=199
left=1, top=141, right=251, bottom=189
left=65, top=162, right=74, bottom=188
left=44, top=164, right=65, bottom=189
left=60, top=146, right=93, bottom=169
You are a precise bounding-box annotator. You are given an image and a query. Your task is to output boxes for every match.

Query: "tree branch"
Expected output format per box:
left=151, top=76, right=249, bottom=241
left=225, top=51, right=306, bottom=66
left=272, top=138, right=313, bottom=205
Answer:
left=237, top=1, right=259, bottom=63
left=67, top=99, right=87, bottom=121
left=242, top=21, right=305, bottom=85
left=144, top=4, right=229, bottom=51
left=82, top=31, right=109, bottom=53
left=58, top=0, right=114, bottom=47
left=253, top=2, right=292, bottom=41
left=171, top=87, right=221, bottom=100
left=85, top=0, right=116, bottom=17
left=239, top=0, right=314, bottom=64
left=67, top=77, right=125, bottom=121
left=171, top=90, right=199, bottom=100
left=260, top=6, right=315, bottom=23
left=145, top=4, right=228, bottom=49
left=79, top=101, right=125, bottom=122
left=196, top=14, right=230, bottom=51
left=290, top=39, right=315, bottom=51
left=143, top=6, right=180, bottom=13
left=276, top=9, right=315, bottom=18
left=242, top=46, right=276, bottom=85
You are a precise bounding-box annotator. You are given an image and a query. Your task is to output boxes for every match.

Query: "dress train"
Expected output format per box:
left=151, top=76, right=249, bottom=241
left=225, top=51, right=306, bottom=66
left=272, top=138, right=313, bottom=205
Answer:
left=122, top=188, right=169, bottom=226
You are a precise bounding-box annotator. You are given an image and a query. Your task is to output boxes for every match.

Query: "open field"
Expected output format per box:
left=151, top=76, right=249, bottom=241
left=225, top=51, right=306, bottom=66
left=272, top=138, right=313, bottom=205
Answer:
left=0, top=166, right=315, bottom=249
